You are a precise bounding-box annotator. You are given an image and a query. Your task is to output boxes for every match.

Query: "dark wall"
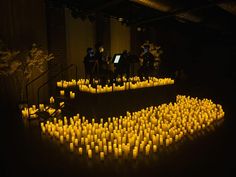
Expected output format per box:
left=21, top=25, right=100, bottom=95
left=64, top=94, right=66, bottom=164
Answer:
left=0, top=0, right=48, bottom=50
left=131, top=19, right=236, bottom=83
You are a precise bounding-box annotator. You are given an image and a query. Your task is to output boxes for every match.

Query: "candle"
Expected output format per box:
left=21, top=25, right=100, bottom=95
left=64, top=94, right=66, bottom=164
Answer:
left=145, top=145, right=150, bottom=155
left=91, top=141, right=95, bottom=149
left=118, top=148, right=122, bottom=156
left=78, top=147, right=83, bottom=155
left=69, top=143, right=74, bottom=152
left=81, top=137, right=84, bottom=145
left=166, top=139, right=169, bottom=146
left=88, top=149, right=92, bottom=159
left=133, top=149, right=137, bottom=159
left=57, top=81, right=63, bottom=87
left=66, top=134, right=69, bottom=141
left=60, top=90, right=65, bottom=96
left=108, top=145, right=112, bottom=153
left=86, top=145, right=90, bottom=152
left=114, top=148, right=119, bottom=158
left=60, top=135, right=64, bottom=144
left=70, top=91, right=75, bottom=99
left=95, top=146, right=99, bottom=153
left=153, top=145, right=157, bottom=152
left=50, top=97, right=54, bottom=104
left=74, top=138, right=78, bottom=146
left=103, top=145, right=107, bottom=155
left=39, top=104, right=44, bottom=111
left=100, top=152, right=105, bottom=160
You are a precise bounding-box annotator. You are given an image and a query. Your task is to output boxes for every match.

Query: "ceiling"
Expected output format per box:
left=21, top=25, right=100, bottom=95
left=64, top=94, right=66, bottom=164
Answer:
left=48, top=0, right=236, bottom=34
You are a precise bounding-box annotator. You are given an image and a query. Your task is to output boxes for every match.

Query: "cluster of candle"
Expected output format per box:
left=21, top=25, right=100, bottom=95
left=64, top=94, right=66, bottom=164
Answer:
left=77, top=78, right=174, bottom=94
left=40, top=95, right=224, bottom=160
left=57, top=79, right=90, bottom=88
left=21, top=105, right=38, bottom=119
left=21, top=94, right=65, bottom=119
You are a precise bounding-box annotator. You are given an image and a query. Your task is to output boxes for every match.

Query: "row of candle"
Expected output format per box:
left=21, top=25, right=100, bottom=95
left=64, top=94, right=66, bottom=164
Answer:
left=40, top=95, right=224, bottom=160
left=56, top=76, right=173, bottom=88
left=77, top=78, right=174, bottom=94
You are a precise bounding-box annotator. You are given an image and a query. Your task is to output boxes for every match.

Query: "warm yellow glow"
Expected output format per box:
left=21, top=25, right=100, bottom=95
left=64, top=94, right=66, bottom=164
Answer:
left=60, top=90, right=65, bottom=96
left=69, top=91, right=75, bottom=99
left=56, top=77, right=174, bottom=94
left=40, top=95, right=224, bottom=160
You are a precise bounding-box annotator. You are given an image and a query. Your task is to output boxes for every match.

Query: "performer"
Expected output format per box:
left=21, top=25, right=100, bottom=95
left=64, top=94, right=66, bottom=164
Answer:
left=138, top=44, right=155, bottom=80
left=83, top=47, right=97, bottom=82
left=94, top=43, right=109, bottom=84
left=114, top=50, right=130, bottom=80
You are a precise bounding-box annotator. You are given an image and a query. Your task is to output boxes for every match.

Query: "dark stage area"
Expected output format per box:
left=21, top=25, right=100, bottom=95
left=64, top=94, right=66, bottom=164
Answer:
left=1, top=0, right=236, bottom=177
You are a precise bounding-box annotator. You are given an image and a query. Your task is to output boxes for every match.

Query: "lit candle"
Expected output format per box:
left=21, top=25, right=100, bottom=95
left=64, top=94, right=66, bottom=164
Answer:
left=69, top=142, right=74, bottom=152
left=103, top=145, right=107, bottom=155
left=60, top=90, right=65, bottom=96
left=153, top=145, right=157, bottom=152
left=100, top=152, right=105, bottom=160
left=70, top=91, right=75, bottom=99
left=74, top=138, right=78, bottom=146
left=60, top=135, right=64, bottom=144
left=50, top=97, right=54, bottom=104
left=88, top=149, right=92, bottom=159
left=133, top=149, right=137, bottom=159
left=39, top=104, right=44, bottom=111
left=145, top=145, right=150, bottom=155
left=95, top=146, right=99, bottom=153
left=108, top=145, right=112, bottom=153
left=114, top=148, right=119, bottom=158
left=118, top=148, right=122, bottom=156
left=78, top=147, right=83, bottom=155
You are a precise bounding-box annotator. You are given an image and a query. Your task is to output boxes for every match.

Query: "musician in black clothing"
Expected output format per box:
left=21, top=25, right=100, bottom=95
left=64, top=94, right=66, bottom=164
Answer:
left=114, top=50, right=130, bottom=80
left=83, top=47, right=97, bottom=81
left=94, top=44, right=109, bottom=84
left=138, top=44, right=155, bottom=80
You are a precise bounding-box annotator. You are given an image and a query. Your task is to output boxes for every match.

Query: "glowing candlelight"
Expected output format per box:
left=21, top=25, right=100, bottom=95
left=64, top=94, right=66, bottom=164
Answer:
left=69, top=143, right=74, bottom=152
left=50, top=97, right=54, bottom=104
left=88, top=149, right=92, bottom=159
left=100, top=152, right=105, bottom=160
left=70, top=91, right=75, bottom=99
left=78, top=147, right=83, bottom=155
left=60, top=135, right=64, bottom=144
left=60, top=90, right=65, bottom=96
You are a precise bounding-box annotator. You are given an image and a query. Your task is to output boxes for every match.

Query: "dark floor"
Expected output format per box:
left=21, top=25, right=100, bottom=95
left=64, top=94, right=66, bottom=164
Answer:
left=3, top=77, right=235, bottom=177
